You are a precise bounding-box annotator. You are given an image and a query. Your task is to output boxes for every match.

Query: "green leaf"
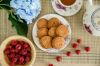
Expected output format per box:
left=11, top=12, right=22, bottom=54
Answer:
left=0, top=4, right=11, bottom=10
left=0, top=0, right=11, bottom=5
left=0, top=0, right=11, bottom=10
left=8, top=12, right=28, bottom=36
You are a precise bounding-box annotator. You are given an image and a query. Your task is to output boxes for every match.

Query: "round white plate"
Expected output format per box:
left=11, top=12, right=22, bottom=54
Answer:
left=51, top=0, right=83, bottom=16
left=32, top=14, right=71, bottom=53
left=83, top=6, right=100, bottom=36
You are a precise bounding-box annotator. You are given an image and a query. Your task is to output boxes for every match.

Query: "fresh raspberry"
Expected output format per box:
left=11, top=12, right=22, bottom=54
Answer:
left=23, top=43, right=29, bottom=48
left=85, top=47, right=90, bottom=52
left=11, top=40, right=17, bottom=46
left=19, top=56, right=25, bottom=63
left=9, top=53, right=15, bottom=58
left=72, top=43, right=78, bottom=49
left=11, top=57, right=18, bottom=63
left=10, top=62, right=15, bottom=66
left=15, top=44, right=22, bottom=50
left=77, top=38, right=81, bottom=43
left=48, top=64, right=53, bottom=66
left=66, top=51, right=72, bottom=57
left=4, top=48, right=10, bottom=55
left=56, top=56, right=62, bottom=62
left=75, top=50, right=81, bottom=55
left=21, top=49, right=27, bottom=55
left=25, top=57, right=30, bottom=62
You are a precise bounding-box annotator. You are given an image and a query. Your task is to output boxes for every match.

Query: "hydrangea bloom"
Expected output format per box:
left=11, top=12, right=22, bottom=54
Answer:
left=10, top=0, right=41, bottom=24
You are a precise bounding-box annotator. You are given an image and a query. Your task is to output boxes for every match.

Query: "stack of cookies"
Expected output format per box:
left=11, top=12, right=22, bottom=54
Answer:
left=37, top=17, right=69, bottom=49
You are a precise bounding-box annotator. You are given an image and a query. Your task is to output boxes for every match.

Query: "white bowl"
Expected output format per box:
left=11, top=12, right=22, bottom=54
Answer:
left=32, top=14, right=71, bottom=53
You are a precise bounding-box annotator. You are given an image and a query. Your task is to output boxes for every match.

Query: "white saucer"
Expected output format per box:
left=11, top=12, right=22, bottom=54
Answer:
left=51, top=0, right=83, bottom=16
left=32, top=14, right=71, bottom=53
left=83, top=6, right=100, bottom=36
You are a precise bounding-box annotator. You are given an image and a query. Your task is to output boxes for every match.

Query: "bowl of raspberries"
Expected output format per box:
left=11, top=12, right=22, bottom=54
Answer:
left=0, top=35, right=36, bottom=66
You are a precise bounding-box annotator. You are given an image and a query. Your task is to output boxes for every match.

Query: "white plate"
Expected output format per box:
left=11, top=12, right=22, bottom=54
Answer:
left=51, top=0, right=83, bottom=16
left=83, top=6, right=100, bottom=36
left=32, top=14, right=71, bottom=53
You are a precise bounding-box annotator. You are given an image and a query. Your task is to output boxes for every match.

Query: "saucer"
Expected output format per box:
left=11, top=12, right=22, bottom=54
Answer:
left=32, top=14, right=71, bottom=53
left=83, top=6, right=100, bottom=36
left=51, top=0, right=83, bottom=16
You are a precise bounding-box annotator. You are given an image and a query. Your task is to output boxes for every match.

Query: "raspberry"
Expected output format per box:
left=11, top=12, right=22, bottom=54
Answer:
left=75, top=50, right=81, bottom=55
left=66, top=51, right=72, bottom=57
left=85, top=47, right=90, bottom=52
left=21, top=49, right=27, bottom=55
left=10, top=48, right=15, bottom=53
left=56, top=56, right=62, bottom=62
left=4, top=48, right=10, bottom=55
left=19, top=56, right=24, bottom=63
left=15, top=44, right=21, bottom=50
left=48, top=64, right=53, bottom=66
left=77, top=38, right=81, bottom=43
left=72, top=43, right=78, bottom=48
left=11, top=57, right=18, bottom=63
left=11, top=40, right=17, bottom=46
left=25, top=57, right=30, bottom=62
left=10, top=62, right=15, bottom=66
left=23, top=43, right=29, bottom=48
left=9, top=53, right=15, bottom=58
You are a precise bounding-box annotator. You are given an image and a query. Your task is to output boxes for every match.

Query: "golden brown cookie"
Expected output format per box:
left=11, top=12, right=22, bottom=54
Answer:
left=40, top=36, right=52, bottom=48
left=56, top=25, right=69, bottom=38
left=48, top=27, right=56, bottom=37
left=37, top=18, right=48, bottom=29
left=38, top=28, right=48, bottom=38
left=48, top=18, right=60, bottom=28
left=52, top=37, right=65, bottom=49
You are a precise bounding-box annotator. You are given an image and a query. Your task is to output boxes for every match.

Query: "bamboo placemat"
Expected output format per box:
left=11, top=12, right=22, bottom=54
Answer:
left=0, top=0, right=100, bottom=66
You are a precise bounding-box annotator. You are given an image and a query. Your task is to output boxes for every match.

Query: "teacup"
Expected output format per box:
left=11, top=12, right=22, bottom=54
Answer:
left=58, top=0, right=77, bottom=7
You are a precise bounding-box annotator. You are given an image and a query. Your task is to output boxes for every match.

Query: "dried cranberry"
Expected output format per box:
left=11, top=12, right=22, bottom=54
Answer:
left=56, top=56, right=62, bottom=62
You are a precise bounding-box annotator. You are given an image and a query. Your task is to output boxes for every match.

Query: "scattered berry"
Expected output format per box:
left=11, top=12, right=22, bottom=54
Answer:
left=72, top=43, right=78, bottom=48
left=77, top=38, right=81, bottom=43
left=75, top=50, right=81, bottom=55
left=56, top=56, right=62, bottom=62
left=48, top=64, right=53, bottom=66
left=85, top=47, right=90, bottom=52
left=66, top=51, right=72, bottom=57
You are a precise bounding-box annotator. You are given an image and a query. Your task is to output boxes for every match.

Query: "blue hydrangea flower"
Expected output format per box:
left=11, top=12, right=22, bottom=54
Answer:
left=10, top=0, right=41, bottom=24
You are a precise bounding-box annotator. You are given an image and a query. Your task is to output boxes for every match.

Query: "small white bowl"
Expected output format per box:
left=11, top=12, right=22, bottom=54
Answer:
left=0, top=35, right=36, bottom=66
left=32, top=14, right=71, bottom=53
